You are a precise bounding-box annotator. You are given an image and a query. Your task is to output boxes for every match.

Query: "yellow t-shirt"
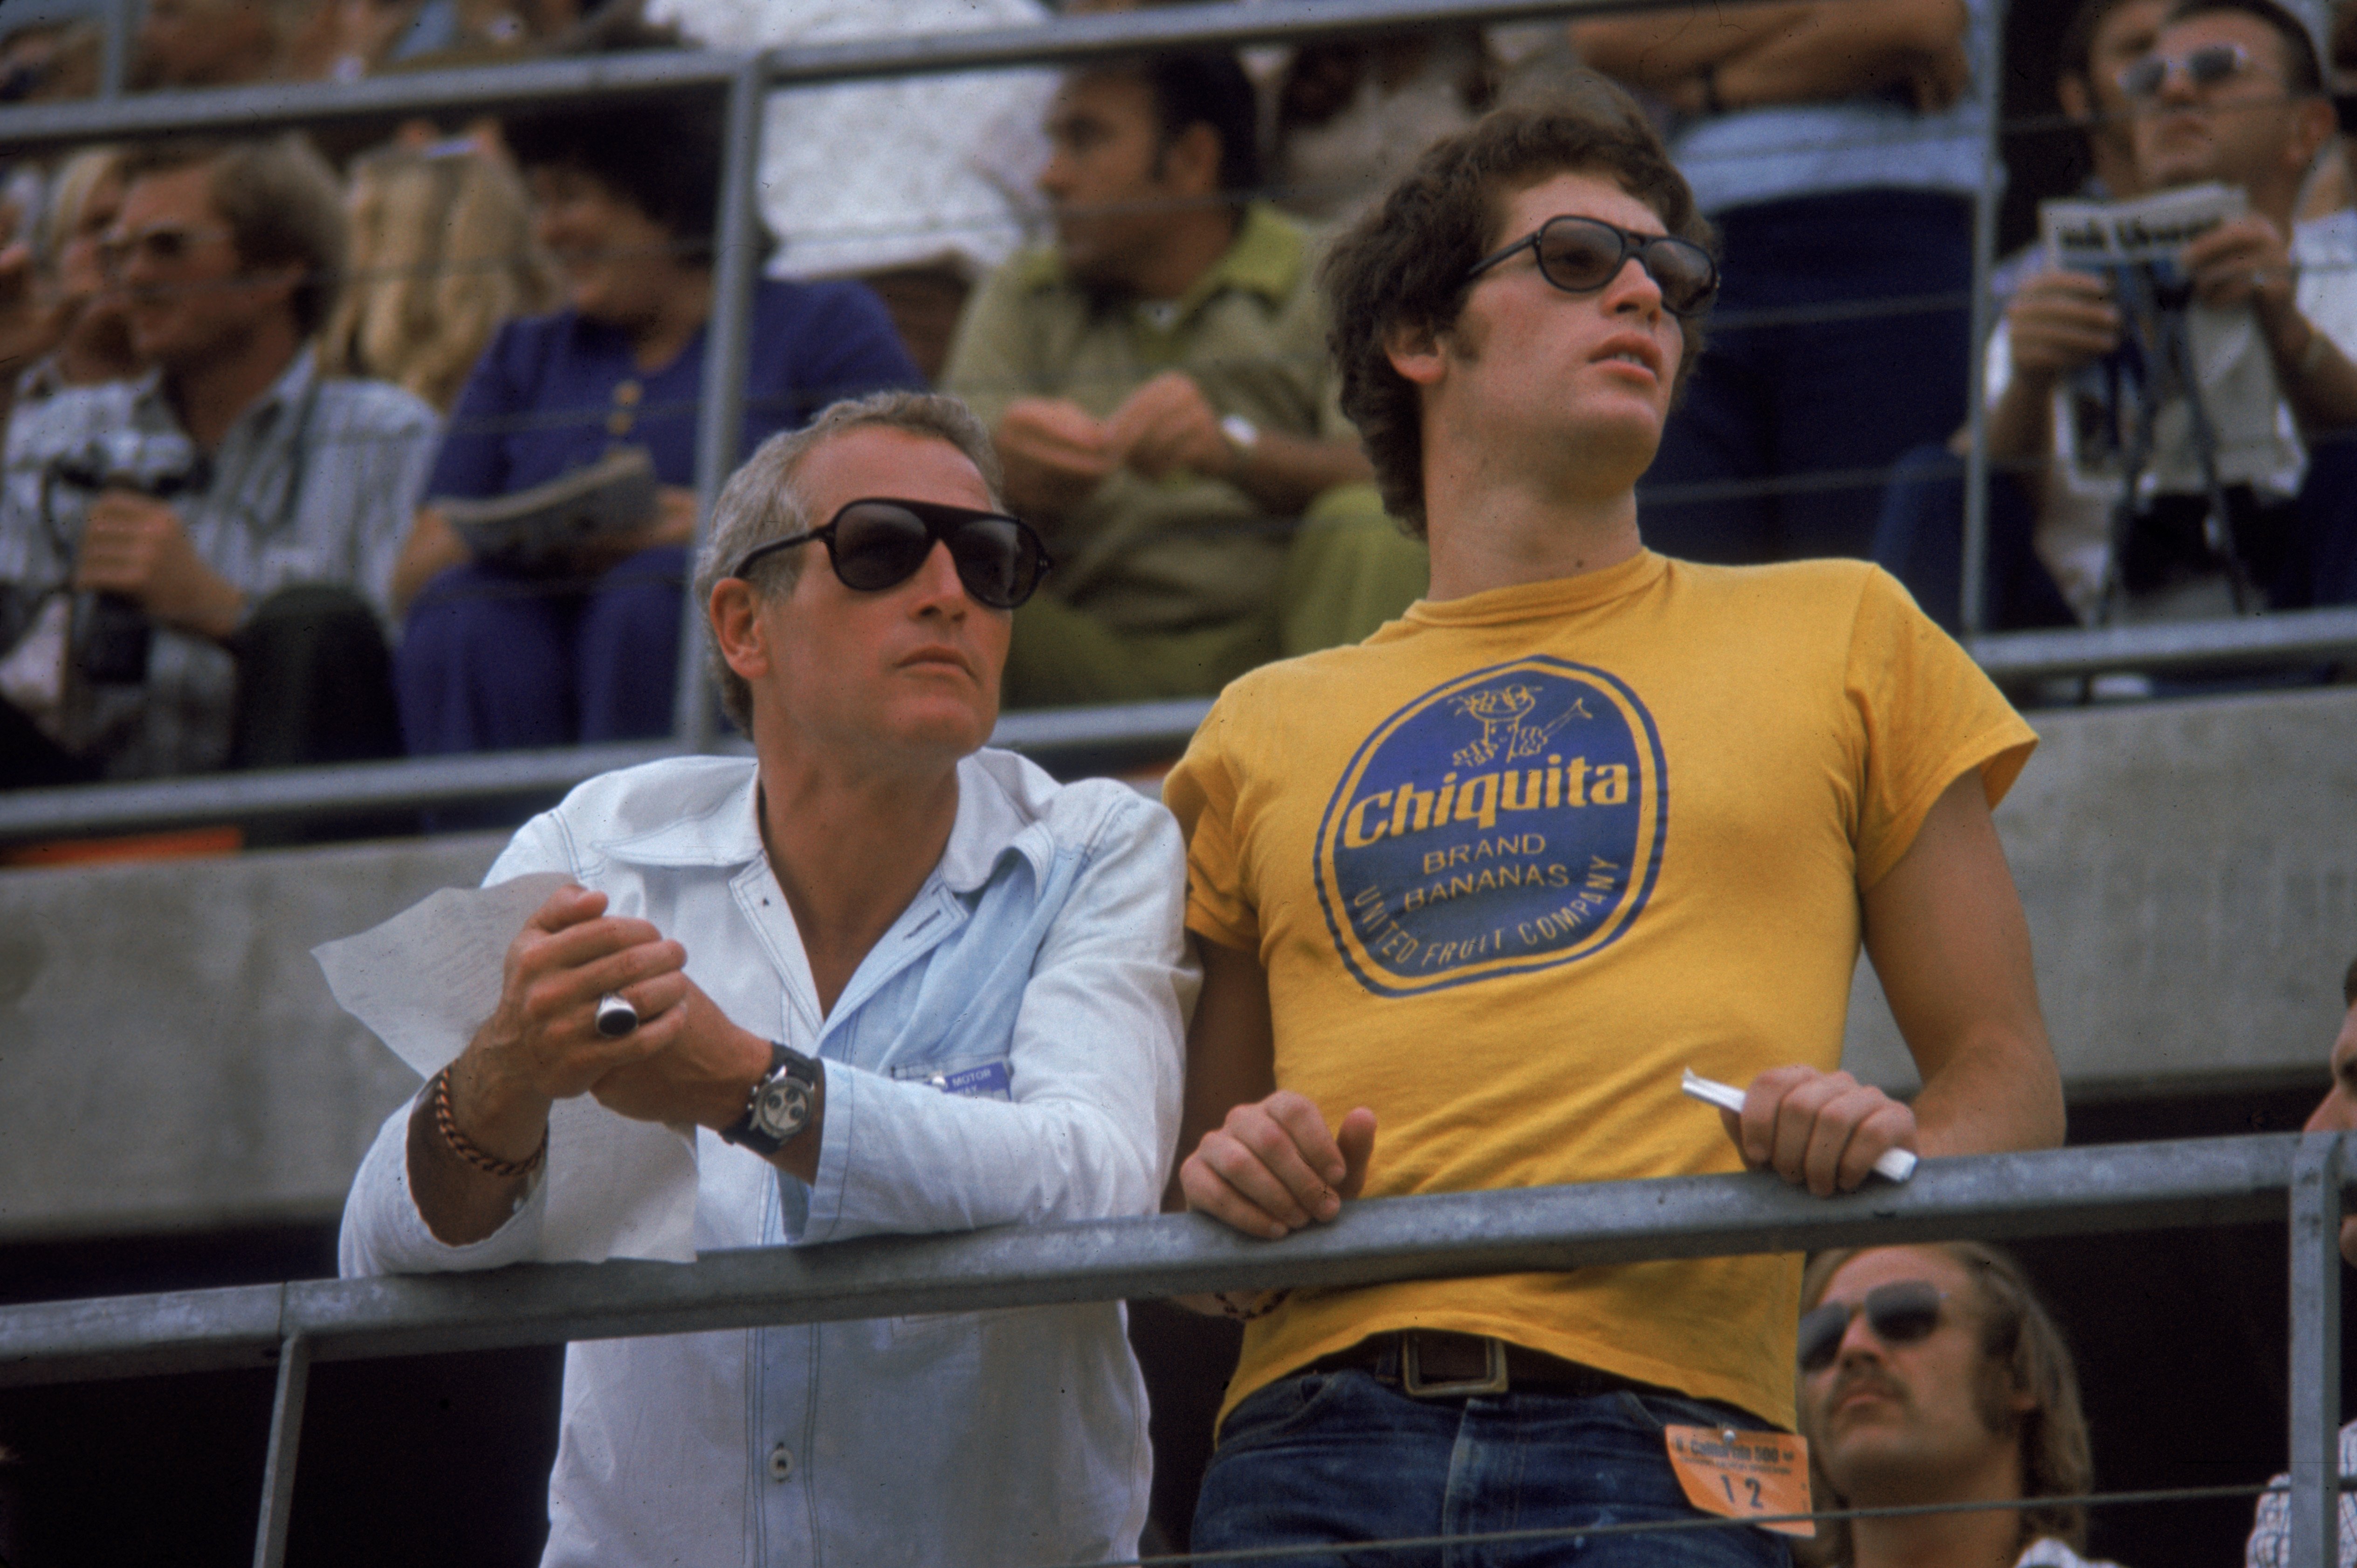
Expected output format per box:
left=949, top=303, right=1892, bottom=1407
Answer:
left=1163, top=551, right=2037, bottom=1433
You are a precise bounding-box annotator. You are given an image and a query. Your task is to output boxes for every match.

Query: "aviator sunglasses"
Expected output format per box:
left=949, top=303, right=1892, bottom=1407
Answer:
left=731, top=497, right=1051, bottom=610
left=1466, top=214, right=1719, bottom=318
left=1796, top=1279, right=1949, bottom=1372
left=2117, top=41, right=2257, bottom=99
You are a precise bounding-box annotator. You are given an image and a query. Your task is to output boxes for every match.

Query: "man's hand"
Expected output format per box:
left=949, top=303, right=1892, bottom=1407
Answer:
left=1108, top=371, right=1235, bottom=483
left=2183, top=214, right=2301, bottom=342
left=995, top=397, right=1124, bottom=520
left=1720, top=1065, right=1919, bottom=1198
left=1179, top=1090, right=1376, bottom=1240
left=2005, top=268, right=2123, bottom=385
left=74, top=490, right=247, bottom=641
left=588, top=972, right=773, bottom=1132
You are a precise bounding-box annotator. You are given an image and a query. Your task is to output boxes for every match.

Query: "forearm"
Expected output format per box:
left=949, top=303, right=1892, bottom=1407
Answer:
left=1712, top=0, right=1966, bottom=108
left=2264, top=308, right=2357, bottom=436
left=1983, top=373, right=2057, bottom=464
left=390, top=507, right=472, bottom=615
left=1908, top=1024, right=2065, bottom=1156
left=338, top=1090, right=544, bottom=1276
left=1569, top=7, right=1814, bottom=88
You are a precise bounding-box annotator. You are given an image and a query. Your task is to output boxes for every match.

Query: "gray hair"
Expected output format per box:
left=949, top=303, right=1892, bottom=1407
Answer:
left=692, top=390, right=1005, bottom=734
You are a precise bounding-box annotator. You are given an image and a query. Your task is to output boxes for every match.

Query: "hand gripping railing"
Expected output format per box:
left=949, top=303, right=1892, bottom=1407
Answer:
left=0, top=1133, right=2349, bottom=1566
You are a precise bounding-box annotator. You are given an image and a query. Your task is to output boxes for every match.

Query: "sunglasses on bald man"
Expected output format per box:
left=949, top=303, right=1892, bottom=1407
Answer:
left=731, top=497, right=1052, bottom=610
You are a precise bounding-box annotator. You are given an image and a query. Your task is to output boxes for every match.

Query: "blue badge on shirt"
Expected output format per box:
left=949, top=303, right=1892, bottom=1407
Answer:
left=1312, top=655, right=1668, bottom=997
left=923, top=1061, right=1013, bottom=1100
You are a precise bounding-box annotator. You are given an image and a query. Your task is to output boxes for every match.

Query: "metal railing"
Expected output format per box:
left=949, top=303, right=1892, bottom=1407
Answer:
left=1, top=0, right=2350, bottom=841
left=1, top=1133, right=2347, bottom=1564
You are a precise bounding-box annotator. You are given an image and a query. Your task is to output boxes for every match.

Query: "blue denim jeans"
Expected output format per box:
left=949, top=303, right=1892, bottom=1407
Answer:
left=1192, top=1369, right=1798, bottom=1568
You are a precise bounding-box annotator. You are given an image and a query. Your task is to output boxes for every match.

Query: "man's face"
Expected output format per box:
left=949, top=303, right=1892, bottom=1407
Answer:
left=745, top=427, right=1012, bottom=768
left=1800, top=1247, right=2031, bottom=1505
left=106, top=164, right=291, bottom=373
left=2130, top=12, right=2310, bottom=193
left=1038, top=70, right=1188, bottom=291
left=2302, top=999, right=2357, bottom=1265
left=1416, top=169, right=1686, bottom=488
left=2069, top=0, right=2170, bottom=168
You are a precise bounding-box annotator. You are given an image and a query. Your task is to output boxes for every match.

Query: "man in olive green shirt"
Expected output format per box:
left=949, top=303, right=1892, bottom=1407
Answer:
left=943, top=49, right=1426, bottom=708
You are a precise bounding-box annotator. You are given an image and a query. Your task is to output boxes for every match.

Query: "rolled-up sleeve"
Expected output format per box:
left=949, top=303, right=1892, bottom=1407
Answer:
left=792, top=792, right=1196, bottom=1243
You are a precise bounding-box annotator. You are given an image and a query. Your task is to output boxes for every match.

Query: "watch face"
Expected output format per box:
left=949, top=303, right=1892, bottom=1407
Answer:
left=753, top=1077, right=810, bottom=1140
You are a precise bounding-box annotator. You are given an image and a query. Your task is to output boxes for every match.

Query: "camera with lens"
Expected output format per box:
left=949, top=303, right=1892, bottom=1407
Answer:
left=47, top=430, right=206, bottom=684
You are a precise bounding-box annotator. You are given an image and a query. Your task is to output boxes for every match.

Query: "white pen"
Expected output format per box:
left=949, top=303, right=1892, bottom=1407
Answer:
left=1679, top=1067, right=1918, bottom=1183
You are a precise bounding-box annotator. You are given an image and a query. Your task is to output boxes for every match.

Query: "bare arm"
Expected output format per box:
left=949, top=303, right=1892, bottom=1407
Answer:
left=1727, top=769, right=2062, bottom=1194
left=2183, top=214, right=2357, bottom=438
left=1708, top=0, right=1967, bottom=111
left=390, top=506, right=473, bottom=616
left=1110, top=371, right=1374, bottom=516
left=1570, top=6, right=1816, bottom=89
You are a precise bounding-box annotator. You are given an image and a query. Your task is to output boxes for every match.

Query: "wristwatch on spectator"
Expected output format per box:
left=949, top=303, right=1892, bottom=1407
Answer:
left=1220, top=414, right=1260, bottom=478
left=720, top=1041, right=821, bottom=1155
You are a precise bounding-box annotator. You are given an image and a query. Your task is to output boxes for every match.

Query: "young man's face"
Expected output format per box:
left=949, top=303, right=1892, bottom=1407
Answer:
left=106, top=163, right=291, bottom=374
left=2302, top=997, right=2357, bottom=1265
left=1800, top=1246, right=2032, bottom=1506
left=2130, top=11, right=2314, bottom=193
left=739, top=426, right=1011, bottom=769
left=1038, top=69, right=1196, bottom=293
left=1414, top=169, right=1687, bottom=494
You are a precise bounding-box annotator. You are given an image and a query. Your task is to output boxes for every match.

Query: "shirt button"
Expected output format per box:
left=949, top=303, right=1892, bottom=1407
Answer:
left=768, top=1443, right=794, bottom=1482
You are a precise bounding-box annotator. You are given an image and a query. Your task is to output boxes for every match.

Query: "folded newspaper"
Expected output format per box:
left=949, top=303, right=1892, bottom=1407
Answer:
left=2038, top=182, right=2299, bottom=501
left=435, top=445, right=660, bottom=574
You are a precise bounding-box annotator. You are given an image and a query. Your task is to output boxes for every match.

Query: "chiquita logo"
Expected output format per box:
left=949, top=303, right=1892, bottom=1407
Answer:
left=1313, top=656, right=1667, bottom=996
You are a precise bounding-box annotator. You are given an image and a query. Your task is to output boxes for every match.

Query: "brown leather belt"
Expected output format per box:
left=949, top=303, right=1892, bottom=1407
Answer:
left=1306, top=1330, right=1670, bottom=1402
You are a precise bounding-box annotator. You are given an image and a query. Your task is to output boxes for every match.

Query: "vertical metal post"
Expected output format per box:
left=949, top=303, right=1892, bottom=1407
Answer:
left=2292, top=1133, right=2344, bottom=1568
left=1958, top=0, right=2008, bottom=638
left=251, top=1331, right=313, bottom=1568
left=671, top=59, right=767, bottom=755
left=100, top=0, right=135, bottom=97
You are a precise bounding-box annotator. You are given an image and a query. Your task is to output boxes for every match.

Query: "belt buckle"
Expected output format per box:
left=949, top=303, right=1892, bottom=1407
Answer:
left=1400, top=1334, right=1509, bottom=1399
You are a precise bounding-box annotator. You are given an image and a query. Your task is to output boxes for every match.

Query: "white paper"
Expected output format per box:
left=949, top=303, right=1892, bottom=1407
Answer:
left=1680, top=1068, right=1918, bottom=1183
left=314, top=874, right=701, bottom=1263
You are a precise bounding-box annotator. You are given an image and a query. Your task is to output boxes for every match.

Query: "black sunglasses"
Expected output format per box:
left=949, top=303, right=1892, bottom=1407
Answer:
left=1466, top=214, right=1719, bottom=318
left=2117, top=41, right=2258, bottom=99
left=1797, top=1279, right=1949, bottom=1372
left=731, top=497, right=1051, bottom=611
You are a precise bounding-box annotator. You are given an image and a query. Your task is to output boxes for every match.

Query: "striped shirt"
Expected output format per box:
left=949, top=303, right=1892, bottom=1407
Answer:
left=0, top=352, right=438, bottom=778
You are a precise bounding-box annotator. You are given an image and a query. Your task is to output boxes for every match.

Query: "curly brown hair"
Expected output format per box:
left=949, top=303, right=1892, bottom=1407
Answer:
left=1318, top=75, right=1715, bottom=536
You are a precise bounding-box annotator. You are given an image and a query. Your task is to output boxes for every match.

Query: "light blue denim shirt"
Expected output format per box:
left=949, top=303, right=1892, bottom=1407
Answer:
left=340, top=749, right=1196, bottom=1568
left=1668, top=0, right=1995, bottom=216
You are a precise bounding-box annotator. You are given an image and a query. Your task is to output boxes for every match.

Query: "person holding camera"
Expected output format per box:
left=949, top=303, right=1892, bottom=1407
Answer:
left=0, top=135, right=439, bottom=789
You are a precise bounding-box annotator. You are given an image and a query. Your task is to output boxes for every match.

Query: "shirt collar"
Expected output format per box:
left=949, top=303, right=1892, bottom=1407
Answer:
left=1017, top=201, right=1306, bottom=315
left=597, top=750, right=1053, bottom=894
left=125, top=349, right=317, bottom=443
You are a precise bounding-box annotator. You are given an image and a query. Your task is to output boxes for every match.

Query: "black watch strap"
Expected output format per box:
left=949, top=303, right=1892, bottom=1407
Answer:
left=719, top=1041, right=821, bottom=1156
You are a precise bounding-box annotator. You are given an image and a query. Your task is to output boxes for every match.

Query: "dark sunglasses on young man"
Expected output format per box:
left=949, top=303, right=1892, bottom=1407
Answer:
left=731, top=497, right=1052, bottom=610
left=2116, top=41, right=2257, bottom=99
left=1466, top=214, right=1720, bottom=318
left=1795, top=1279, right=1949, bottom=1373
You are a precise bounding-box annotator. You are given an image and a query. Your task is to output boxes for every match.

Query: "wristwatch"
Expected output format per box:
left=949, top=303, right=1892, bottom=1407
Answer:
left=719, top=1041, right=821, bottom=1155
left=1219, top=413, right=1260, bottom=478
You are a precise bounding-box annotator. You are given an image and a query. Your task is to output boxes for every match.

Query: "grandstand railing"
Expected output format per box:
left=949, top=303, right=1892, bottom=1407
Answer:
left=1, top=0, right=2350, bottom=840
left=0, top=1133, right=2346, bottom=1565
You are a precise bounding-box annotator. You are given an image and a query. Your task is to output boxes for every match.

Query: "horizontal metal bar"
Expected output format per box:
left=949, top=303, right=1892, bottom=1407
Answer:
left=0, top=0, right=1725, bottom=151
left=1969, top=605, right=2357, bottom=681
left=0, top=702, right=1206, bottom=840
left=0, top=1135, right=2309, bottom=1389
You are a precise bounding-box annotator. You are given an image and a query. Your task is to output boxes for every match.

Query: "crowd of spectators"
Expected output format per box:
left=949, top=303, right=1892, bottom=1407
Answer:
left=0, top=0, right=2353, bottom=798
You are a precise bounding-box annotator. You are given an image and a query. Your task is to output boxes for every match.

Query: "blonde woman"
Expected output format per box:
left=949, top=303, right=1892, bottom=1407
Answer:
left=321, top=138, right=554, bottom=413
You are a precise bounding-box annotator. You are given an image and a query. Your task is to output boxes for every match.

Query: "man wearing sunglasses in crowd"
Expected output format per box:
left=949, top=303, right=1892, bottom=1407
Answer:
left=943, top=48, right=1429, bottom=709
left=341, top=391, right=1195, bottom=1567
left=1797, top=1244, right=2114, bottom=1568
left=0, top=136, right=438, bottom=789
left=1880, top=0, right=2357, bottom=636
left=1162, top=83, right=2062, bottom=1564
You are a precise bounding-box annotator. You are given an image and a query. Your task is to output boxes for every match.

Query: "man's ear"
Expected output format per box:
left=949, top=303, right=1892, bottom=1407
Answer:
left=1161, top=121, right=1224, bottom=200
left=709, top=578, right=770, bottom=685
left=2291, top=96, right=2338, bottom=175
left=2055, top=74, right=2090, bottom=124
left=1384, top=317, right=1447, bottom=388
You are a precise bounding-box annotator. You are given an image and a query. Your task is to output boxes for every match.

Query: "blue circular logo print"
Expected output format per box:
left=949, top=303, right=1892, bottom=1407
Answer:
left=1313, top=657, right=1668, bottom=997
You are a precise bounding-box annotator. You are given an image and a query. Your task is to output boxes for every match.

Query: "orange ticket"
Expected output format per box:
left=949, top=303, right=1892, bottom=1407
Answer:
left=1663, top=1425, right=1815, bottom=1539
